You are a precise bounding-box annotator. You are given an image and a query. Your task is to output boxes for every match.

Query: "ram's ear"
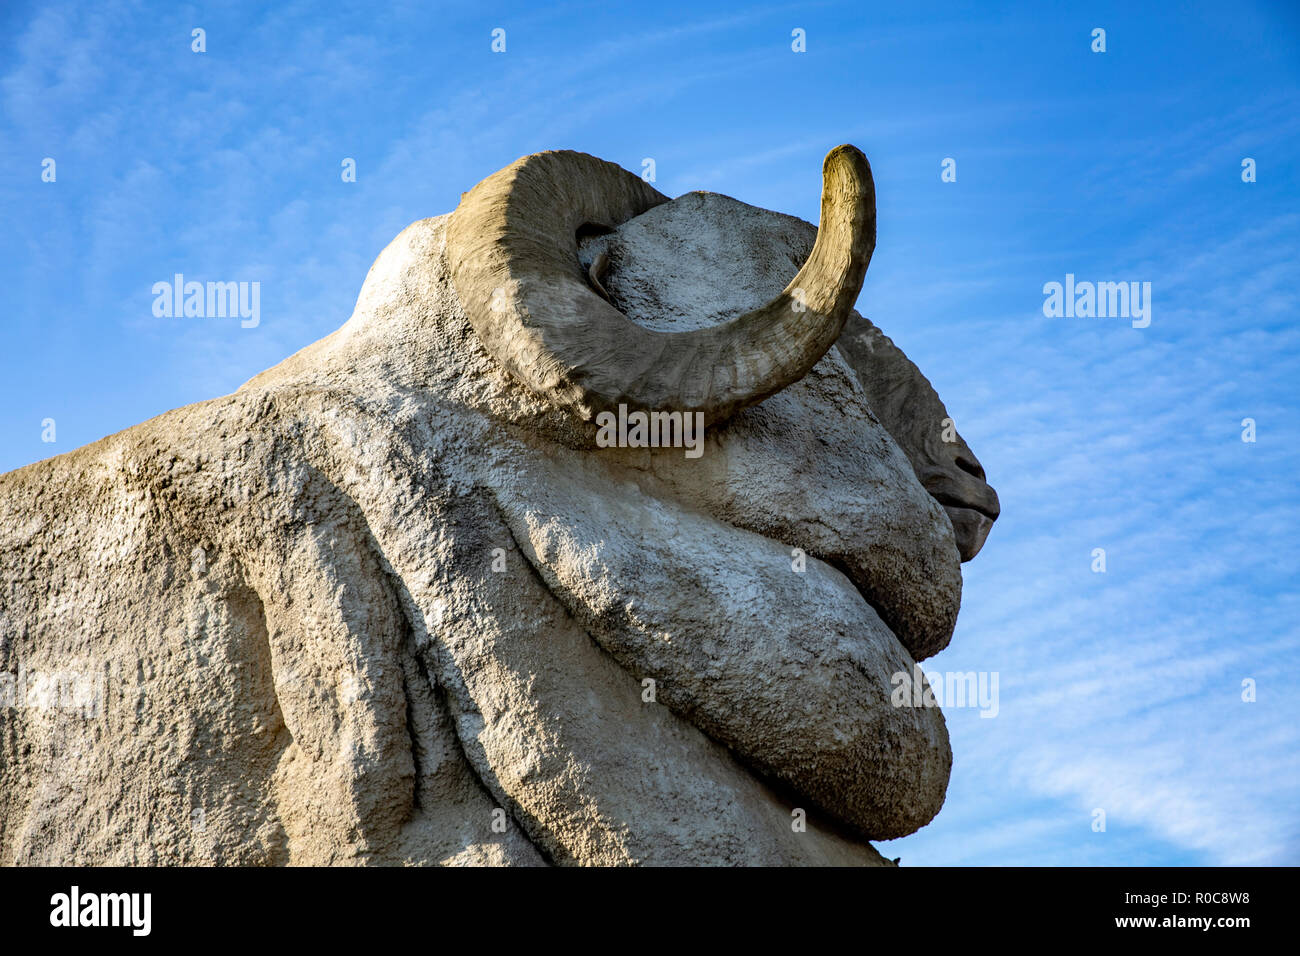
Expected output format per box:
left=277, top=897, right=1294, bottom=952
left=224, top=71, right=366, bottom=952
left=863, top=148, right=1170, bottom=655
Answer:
left=491, top=451, right=952, bottom=842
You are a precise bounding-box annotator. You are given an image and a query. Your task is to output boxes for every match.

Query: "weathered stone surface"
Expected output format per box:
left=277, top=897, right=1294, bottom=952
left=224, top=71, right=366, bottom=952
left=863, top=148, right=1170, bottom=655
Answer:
left=1, top=153, right=997, bottom=865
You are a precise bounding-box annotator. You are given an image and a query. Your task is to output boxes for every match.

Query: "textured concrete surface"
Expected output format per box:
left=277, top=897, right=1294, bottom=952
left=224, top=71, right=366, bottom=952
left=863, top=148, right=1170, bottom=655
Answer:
left=0, top=156, right=997, bottom=865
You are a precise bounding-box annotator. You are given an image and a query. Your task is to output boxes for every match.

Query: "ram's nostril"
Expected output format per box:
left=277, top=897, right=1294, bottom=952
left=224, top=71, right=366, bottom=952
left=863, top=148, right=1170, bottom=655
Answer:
left=954, top=455, right=986, bottom=482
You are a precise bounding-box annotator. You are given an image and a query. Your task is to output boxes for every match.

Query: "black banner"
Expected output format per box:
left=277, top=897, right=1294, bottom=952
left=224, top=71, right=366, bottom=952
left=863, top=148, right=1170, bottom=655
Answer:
left=0, top=866, right=1282, bottom=942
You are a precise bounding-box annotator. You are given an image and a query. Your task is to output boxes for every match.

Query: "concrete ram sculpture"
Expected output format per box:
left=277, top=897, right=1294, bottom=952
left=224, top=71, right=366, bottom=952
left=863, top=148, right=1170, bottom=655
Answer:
left=0, top=145, right=998, bottom=865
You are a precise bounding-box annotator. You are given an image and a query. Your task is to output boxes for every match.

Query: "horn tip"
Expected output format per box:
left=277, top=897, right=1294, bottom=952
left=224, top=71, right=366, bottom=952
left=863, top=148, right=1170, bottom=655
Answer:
left=825, top=143, right=870, bottom=173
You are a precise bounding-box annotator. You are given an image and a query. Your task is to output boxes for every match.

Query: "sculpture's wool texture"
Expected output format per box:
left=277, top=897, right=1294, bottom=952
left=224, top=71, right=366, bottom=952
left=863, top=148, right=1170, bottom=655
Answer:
left=0, top=150, right=997, bottom=866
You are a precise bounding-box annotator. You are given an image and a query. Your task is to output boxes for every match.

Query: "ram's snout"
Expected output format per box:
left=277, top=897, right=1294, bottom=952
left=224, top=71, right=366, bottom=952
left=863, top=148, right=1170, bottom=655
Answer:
left=836, top=313, right=1000, bottom=564
left=917, top=447, right=1000, bottom=562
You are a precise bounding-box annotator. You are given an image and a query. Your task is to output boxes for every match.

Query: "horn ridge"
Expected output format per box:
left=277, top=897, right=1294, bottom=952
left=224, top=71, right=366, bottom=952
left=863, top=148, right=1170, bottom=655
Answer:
left=445, top=145, right=876, bottom=423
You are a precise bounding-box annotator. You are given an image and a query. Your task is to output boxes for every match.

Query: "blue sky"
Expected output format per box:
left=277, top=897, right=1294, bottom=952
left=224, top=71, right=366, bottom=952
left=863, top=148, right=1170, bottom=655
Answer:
left=2, top=0, right=1298, bottom=864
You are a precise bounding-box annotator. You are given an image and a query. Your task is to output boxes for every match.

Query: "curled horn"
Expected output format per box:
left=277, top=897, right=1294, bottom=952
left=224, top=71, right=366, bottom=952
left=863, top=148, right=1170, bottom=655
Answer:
left=445, top=145, right=876, bottom=423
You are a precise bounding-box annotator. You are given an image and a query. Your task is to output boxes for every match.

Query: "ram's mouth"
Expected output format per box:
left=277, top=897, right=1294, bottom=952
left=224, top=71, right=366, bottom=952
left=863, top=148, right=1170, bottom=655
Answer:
left=925, top=490, right=998, bottom=563
left=926, top=488, right=994, bottom=519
